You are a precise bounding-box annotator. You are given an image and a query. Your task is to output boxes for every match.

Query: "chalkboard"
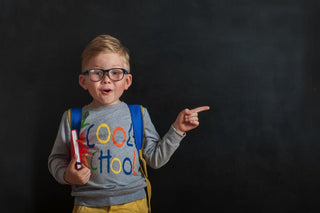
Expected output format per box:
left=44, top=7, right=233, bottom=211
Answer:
left=2, top=0, right=320, bottom=212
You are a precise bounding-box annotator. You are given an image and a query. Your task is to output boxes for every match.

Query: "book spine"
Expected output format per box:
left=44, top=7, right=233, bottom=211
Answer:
left=71, top=129, right=82, bottom=170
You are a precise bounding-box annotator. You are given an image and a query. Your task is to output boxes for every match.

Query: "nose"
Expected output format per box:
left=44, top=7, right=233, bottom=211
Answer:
left=101, top=73, right=111, bottom=83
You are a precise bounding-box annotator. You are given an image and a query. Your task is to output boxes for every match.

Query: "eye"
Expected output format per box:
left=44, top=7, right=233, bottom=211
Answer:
left=91, top=69, right=103, bottom=76
left=110, top=69, right=122, bottom=76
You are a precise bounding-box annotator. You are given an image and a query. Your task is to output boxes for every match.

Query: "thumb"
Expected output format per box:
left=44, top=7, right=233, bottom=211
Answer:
left=70, top=154, right=78, bottom=165
left=181, top=108, right=192, bottom=117
left=70, top=154, right=83, bottom=170
left=184, top=108, right=191, bottom=114
left=81, top=163, right=88, bottom=169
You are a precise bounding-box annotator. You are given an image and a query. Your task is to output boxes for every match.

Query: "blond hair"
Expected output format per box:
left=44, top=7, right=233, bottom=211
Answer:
left=81, top=35, right=130, bottom=72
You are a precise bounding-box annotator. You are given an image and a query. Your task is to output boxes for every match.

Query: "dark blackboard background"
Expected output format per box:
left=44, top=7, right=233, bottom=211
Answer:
left=2, top=0, right=320, bottom=212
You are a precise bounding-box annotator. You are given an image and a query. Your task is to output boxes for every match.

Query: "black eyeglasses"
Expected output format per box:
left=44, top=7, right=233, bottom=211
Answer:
left=82, top=68, right=129, bottom=82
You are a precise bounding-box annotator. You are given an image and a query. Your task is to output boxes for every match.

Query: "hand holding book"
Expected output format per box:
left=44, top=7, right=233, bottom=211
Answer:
left=64, top=154, right=91, bottom=185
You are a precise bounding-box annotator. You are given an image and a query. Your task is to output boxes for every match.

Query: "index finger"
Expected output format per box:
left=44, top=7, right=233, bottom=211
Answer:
left=191, top=106, right=210, bottom=113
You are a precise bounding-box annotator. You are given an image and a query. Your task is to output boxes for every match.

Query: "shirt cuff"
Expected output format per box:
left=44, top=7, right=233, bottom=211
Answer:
left=171, top=125, right=186, bottom=137
left=56, top=167, right=69, bottom=185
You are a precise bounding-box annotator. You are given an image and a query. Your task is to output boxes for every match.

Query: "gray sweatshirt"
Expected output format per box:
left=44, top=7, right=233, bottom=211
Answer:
left=48, top=102, right=185, bottom=207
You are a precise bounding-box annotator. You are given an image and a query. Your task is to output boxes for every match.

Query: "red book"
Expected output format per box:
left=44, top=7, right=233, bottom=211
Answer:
left=70, top=129, right=82, bottom=170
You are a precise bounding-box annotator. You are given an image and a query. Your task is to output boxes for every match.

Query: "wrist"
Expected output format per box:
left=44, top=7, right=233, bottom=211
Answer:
left=172, top=124, right=185, bottom=136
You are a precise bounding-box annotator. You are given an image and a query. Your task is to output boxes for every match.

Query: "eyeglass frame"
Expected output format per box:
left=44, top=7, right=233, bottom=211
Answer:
left=82, top=68, right=129, bottom=82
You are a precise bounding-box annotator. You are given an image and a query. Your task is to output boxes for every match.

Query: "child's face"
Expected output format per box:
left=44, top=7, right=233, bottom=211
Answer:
left=79, top=52, right=132, bottom=108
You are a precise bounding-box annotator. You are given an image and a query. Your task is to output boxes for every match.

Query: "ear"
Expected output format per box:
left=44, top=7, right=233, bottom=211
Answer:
left=79, top=74, right=88, bottom=90
left=124, top=74, right=132, bottom=90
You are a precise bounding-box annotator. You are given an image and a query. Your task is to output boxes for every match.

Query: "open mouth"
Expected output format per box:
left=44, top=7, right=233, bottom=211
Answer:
left=102, top=89, right=112, bottom=94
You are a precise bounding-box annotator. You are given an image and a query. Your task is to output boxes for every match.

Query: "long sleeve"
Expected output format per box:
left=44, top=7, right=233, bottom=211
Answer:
left=48, top=111, right=71, bottom=185
left=142, top=108, right=186, bottom=169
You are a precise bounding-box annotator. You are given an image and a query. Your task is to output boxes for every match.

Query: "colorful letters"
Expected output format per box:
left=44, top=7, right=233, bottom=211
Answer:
left=79, top=111, right=138, bottom=176
left=96, top=123, right=111, bottom=144
left=112, top=127, right=126, bottom=147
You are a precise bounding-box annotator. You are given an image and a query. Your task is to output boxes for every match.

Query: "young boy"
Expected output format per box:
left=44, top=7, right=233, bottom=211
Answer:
left=48, top=34, right=209, bottom=213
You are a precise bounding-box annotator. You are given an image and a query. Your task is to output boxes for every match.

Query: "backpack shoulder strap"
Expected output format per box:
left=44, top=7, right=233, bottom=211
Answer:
left=128, top=104, right=145, bottom=152
left=67, top=107, right=82, bottom=133
left=128, top=104, right=152, bottom=212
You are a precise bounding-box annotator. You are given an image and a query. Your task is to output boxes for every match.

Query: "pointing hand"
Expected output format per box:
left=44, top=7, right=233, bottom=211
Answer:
left=173, top=106, right=210, bottom=135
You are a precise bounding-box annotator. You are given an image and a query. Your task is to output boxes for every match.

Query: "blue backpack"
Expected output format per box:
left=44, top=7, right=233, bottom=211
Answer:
left=68, top=104, right=152, bottom=212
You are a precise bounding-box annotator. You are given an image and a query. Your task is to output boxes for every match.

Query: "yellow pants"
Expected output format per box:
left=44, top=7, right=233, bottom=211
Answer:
left=72, top=198, right=148, bottom=213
